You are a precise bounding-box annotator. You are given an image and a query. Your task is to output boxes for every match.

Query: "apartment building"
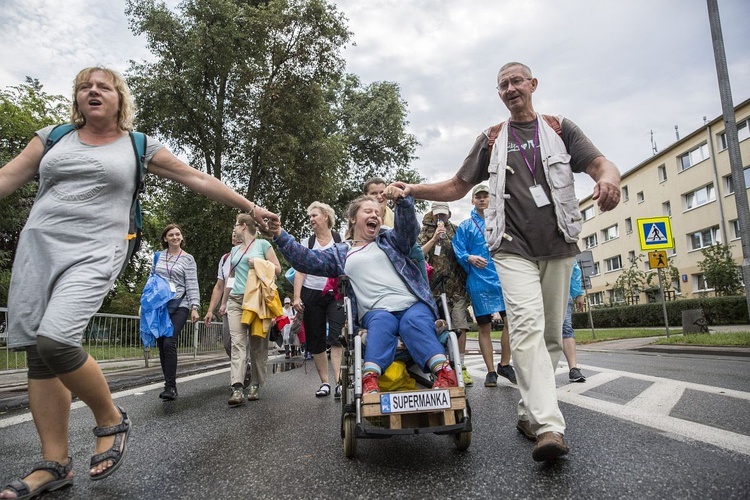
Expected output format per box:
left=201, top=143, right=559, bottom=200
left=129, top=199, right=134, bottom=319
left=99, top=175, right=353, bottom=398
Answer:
left=578, top=97, right=750, bottom=307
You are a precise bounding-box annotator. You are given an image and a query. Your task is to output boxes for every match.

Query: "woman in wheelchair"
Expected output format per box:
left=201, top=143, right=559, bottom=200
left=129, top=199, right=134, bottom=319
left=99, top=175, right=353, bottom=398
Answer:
left=268, top=190, right=457, bottom=394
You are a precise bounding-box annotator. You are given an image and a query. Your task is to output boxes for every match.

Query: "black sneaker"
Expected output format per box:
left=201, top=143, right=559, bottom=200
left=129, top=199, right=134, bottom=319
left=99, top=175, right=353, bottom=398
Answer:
left=496, top=363, right=517, bottom=385
left=159, top=386, right=177, bottom=400
left=334, top=384, right=342, bottom=399
left=569, top=367, right=586, bottom=383
left=484, top=372, right=498, bottom=387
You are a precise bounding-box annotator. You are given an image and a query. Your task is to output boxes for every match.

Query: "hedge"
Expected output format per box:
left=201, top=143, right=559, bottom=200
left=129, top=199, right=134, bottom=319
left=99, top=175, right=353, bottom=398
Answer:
left=572, top=296, right=750, bottom=329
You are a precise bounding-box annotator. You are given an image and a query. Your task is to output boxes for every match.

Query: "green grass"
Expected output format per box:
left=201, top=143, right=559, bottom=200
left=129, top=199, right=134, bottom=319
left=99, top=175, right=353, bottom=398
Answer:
left=653, top=331, right=750, bottom=346
left=466, top=328, right=750, bottom=347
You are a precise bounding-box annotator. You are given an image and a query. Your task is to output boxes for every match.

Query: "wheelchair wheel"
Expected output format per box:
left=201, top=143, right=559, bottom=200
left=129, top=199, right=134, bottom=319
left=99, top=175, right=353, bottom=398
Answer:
left=452, top=430, right=471, bottom=451
left=343, top=414, right=357, bottom=458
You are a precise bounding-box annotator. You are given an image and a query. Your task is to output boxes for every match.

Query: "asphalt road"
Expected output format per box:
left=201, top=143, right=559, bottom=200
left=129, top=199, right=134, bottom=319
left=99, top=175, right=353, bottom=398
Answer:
left=1, top=348, right=749, bottom=499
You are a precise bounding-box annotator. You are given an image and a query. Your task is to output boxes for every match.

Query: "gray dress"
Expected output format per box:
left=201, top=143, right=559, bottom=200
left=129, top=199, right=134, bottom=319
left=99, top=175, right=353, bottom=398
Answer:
left=7, top=125, right=163, bottom=348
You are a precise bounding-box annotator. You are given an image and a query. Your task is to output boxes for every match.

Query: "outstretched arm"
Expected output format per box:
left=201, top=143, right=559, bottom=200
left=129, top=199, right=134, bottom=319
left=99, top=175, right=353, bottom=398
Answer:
left=0, top=136, right=44, bottom=200
left=148, top=148, right=279, bottom=229
left=391, top=174, right=473, bottom=202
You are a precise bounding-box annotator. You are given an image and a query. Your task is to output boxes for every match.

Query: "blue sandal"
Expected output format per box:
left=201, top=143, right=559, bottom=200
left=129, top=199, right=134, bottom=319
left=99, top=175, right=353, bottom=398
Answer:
left=89, top=406, right=131, bottom=481
left=2, top=457, right=74, bottom=499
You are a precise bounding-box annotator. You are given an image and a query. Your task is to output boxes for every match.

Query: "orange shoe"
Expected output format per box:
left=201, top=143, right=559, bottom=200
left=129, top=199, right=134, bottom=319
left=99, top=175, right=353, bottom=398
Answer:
left=362, top=372, right=380, bottom=394
left=433, top=362, right=457, bottom=389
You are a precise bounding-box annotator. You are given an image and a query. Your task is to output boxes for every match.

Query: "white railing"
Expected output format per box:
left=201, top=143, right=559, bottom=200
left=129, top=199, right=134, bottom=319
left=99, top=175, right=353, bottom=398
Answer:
left=0, top=308, right=225, bottom=372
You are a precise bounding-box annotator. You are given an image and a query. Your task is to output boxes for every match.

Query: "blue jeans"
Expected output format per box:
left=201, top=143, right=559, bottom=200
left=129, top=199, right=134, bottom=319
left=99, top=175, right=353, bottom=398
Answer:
left=361, top=302, right=443, bottom=372
left=562, top=296, right=575, bottom=339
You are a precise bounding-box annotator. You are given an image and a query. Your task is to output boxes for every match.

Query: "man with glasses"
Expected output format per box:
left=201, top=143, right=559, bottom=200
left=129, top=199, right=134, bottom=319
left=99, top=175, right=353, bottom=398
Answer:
left=393, top=61, right=620, bottom=461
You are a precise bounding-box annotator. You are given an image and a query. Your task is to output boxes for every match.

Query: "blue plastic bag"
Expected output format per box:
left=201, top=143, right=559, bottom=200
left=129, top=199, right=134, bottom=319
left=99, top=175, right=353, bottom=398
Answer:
left=139, top=252, right=175, bottom=347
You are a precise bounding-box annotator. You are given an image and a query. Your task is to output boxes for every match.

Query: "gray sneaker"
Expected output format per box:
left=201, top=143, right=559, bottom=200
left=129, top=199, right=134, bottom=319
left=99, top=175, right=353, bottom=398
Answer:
left=484, top=371, right=498, bottom=387
left=497, top=363, right=517, bottom=385
left=569, top=367, right=586, bottom=383
left=247, top=385, right=260, bottom=401
left=228, top=387, right=245, bottom=406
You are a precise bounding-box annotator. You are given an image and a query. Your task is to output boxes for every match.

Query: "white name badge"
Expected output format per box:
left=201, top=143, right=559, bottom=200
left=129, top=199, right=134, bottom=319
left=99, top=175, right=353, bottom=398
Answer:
left=529, top=184, right=551, bottom=207
left=434, top=244, right=442, bottom=256
left=380, top=389, right=451, bottom=414
left=226, top=277, right=236, bottom=290
left=169, top=281, right=177, bottom=293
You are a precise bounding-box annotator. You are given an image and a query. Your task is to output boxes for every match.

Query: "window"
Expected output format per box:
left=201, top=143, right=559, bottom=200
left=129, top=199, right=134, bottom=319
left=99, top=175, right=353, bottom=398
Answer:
left=662, top=201, right=671, bottom=216
left=602, top=224, right=619, bottom=242
left=731, top=219, right=741, bottom=239
left=628, top=250, right=636, bottom=264
left=622, top=186, right=629, bottom=201
left=581, top=205, right=595, bottom=221
left=637, top=191, right=644, bottom=203
left=722, top=167, right=750, bottom=194
left=584, top=233, right=598, bottom=249
left=625, top=218, right=633, bottom=234
left=605, top=255, right=622, bottom=272
left=658, top=164, right=667, bottom=182
left=684, top=184, right=715, bottom=210
left=608, top=288, right=625, bottom=304
left=589, top=292, right=604, bottom=306
left=718, top=118, right=750, bottom=150
left=693, top=273, right=711, bottom=292
left=678, top=143, right=709, bottom=171
left=689, top=226, right=721, bottom=251
left=593, top=262, right=601, bottom=275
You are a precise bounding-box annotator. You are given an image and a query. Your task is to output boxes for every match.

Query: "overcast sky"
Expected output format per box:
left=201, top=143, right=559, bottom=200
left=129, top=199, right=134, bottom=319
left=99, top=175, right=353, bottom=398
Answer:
left=2, top=0, right=748, bottom=222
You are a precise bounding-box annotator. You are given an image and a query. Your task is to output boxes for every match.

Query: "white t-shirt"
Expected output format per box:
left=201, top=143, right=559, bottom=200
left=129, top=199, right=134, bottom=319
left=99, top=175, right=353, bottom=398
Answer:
left=216, top=253, right=231, bottom=281
left=301, top=232, right=346, bottom=290
left=345, top=243, right=417, bottom=320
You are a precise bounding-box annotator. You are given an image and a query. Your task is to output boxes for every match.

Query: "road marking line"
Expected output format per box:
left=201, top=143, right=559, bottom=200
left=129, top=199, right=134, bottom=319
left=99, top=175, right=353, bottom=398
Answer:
left=558, top=390, right=750, bottom=457
left=626, top=382, right=686, bottom=415
left=0, top=368, right=230, bottom=429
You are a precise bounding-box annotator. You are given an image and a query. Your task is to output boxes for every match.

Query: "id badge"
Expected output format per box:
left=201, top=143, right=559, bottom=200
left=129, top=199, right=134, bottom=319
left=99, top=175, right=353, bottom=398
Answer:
left=226, top=277, right=236, bottom=290
left=529, top=184, right=551, bottom=207
left=434, top=244, right=442, bottom=256
left=169, top=281, right=177, bottom=293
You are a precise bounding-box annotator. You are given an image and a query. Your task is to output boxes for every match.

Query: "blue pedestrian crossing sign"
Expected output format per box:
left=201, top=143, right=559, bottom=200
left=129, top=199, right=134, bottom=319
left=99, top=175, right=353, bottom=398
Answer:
left=637, top=217, right=673, bottom=250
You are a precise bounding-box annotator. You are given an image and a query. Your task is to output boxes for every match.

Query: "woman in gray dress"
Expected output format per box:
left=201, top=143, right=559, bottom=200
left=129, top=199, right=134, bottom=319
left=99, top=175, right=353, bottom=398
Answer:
left=0, top=67, right=277, bottom=499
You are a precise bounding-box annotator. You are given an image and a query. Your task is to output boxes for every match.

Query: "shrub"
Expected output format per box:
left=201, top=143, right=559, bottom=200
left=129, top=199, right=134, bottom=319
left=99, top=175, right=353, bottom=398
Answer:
left=572, top=296, right=750, bottom=329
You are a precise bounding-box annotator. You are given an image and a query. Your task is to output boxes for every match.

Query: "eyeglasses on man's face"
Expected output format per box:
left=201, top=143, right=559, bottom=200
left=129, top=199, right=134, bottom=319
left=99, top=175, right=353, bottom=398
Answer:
left=496, top=76, right=532, bottom=92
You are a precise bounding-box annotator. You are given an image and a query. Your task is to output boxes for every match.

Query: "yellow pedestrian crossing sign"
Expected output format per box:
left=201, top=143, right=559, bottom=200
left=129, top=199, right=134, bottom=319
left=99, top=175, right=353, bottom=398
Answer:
left=637, top=217, right=673, bottom=250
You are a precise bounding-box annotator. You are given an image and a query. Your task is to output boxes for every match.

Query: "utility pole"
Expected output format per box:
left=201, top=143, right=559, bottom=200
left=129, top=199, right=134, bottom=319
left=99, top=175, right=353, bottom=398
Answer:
left=706, top=0, right=750, bottom=318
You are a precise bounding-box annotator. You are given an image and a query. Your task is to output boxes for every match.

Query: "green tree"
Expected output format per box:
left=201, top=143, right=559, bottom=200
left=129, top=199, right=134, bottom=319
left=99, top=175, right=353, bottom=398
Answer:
left=611, top=254, right=647, bottom=305
left=699, top=243, right=743, bottom=296
left=0, top=78, right=68, bottom=305
left=123, top=0, right=421, bottom=304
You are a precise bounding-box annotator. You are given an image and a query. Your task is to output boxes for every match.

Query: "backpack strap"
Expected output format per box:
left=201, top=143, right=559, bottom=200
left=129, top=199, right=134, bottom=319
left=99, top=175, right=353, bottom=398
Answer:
left=486, top=122, right=504, bottom=157
left=541, top=114, right=563, bottom=137
left=42, top=124, right=77, bottom=157
left=308, top=232, right=341, bottom=248
left=151, top=252, right=160, bottom=275
left=486, top=115, right=563, bottom=156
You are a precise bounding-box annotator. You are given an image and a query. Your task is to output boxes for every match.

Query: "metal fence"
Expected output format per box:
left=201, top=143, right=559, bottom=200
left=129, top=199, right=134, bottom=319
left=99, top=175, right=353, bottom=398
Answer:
left=0, top=308, right=225, bottom=372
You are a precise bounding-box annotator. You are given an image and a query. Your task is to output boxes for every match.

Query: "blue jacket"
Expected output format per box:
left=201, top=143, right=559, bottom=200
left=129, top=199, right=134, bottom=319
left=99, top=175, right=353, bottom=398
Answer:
left=570, top=261, right=583, bottom=299
left=274, top=196, right=438, bottom=324
left=452, top=208, right=505, bottom=316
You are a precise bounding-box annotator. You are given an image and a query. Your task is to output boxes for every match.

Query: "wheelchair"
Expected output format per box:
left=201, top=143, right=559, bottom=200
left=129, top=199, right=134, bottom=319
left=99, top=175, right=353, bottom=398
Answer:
left=337, top=276, right=472, bottom=458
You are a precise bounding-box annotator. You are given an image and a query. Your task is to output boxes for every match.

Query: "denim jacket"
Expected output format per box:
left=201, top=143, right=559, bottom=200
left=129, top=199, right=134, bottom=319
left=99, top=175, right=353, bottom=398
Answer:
left=273, top=196, right=438, bottom=324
